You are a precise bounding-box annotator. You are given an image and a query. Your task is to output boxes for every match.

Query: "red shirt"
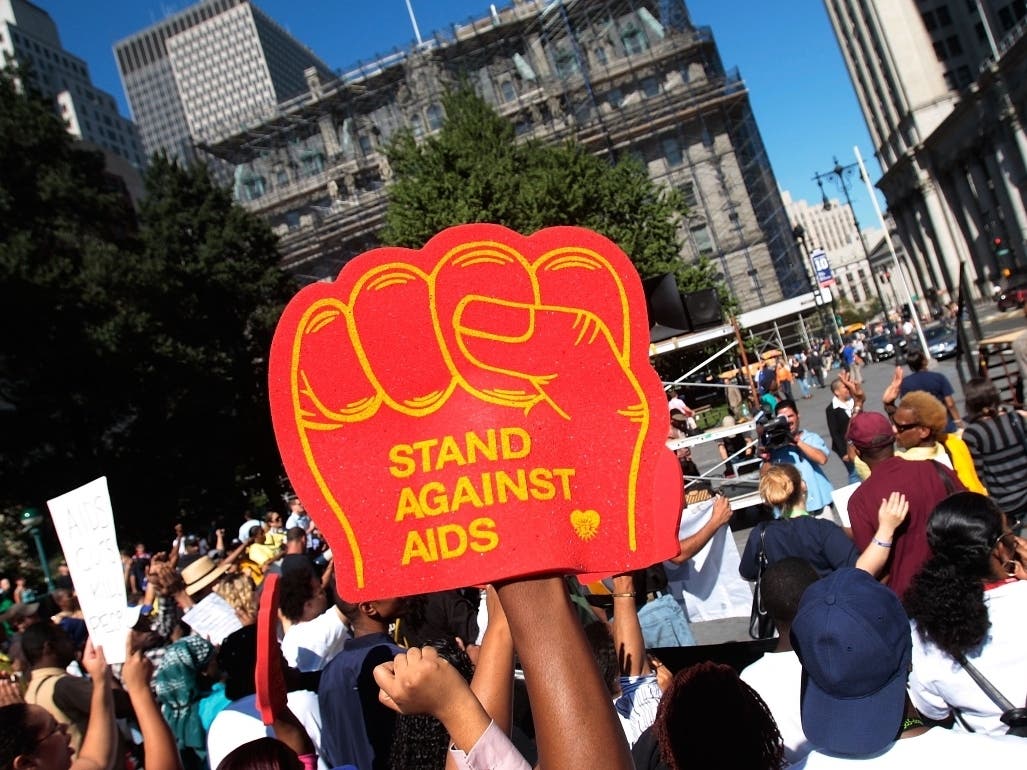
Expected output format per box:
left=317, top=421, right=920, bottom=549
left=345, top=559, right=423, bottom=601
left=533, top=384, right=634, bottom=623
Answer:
left=849, top=456, right=964, bottom=599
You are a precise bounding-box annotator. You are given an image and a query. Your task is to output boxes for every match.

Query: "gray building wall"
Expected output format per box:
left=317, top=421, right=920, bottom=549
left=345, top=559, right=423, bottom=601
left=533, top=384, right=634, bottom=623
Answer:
left=203, top=0, right=807, bottom=312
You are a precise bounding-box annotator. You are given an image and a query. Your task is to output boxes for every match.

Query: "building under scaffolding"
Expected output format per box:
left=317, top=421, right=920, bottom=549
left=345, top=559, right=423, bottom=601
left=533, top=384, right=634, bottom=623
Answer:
left=200, top=0, right=808, bottom=310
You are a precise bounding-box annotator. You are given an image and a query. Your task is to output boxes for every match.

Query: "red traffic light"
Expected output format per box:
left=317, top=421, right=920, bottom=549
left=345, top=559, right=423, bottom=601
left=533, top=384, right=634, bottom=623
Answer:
left=994, top=237, right=1004, bottom=246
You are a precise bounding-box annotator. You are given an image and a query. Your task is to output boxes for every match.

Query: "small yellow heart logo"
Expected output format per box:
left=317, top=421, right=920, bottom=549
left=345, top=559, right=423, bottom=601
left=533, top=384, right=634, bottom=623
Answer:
left=570, top=509, right=600, bottom=541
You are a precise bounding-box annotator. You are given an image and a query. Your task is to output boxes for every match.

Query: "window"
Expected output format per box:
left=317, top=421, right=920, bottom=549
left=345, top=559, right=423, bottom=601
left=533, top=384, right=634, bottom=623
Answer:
left=662, top=137, right=682, bottom=166
left=678, top=180, right=698, bottom=209
left=621, top=25, right=649, bottom=56
left=553, top=46, right=579, bottom=78
left=499, top=80, right=516, bottom=102
left=946, top=34, right=963, bottom=55
left=933, top=40, right=947, bottom=61
left=690, top=224, right=715, bottom=256
left=607, top=87, right=623, bottom=108
left=641, top=76, right=660, bottom=97
left=594, top=46, right=607, bottom=66
left=936, top=5, right=952, bottom=25
left=921, top=9, right=937, bottom=30
left=426, top=103, right=444, bottom=131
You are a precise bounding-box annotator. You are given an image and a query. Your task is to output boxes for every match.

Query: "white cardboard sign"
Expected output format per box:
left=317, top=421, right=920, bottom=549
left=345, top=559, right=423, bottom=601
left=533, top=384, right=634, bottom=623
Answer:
left=47, top=477, right=131, bottom=663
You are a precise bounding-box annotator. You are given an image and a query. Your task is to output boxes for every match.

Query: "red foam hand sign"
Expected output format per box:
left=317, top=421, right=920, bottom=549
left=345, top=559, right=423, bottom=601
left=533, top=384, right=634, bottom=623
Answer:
left=255, top=573, right=286, bottom=725
left=269, top=224, right=682, bottom=601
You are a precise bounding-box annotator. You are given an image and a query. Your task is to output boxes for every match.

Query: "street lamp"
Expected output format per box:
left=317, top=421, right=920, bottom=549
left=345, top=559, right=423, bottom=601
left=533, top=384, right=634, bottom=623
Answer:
left=793, top=225, right=842, bottom=348
left=813, top=157, right=888, bottom=318
left=20, top=507, right=54, bottom=593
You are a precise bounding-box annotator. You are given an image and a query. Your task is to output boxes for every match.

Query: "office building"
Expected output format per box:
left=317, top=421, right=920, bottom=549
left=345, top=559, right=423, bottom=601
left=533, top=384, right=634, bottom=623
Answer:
left=0, top=0, right=144, bottom=169
left=824, top=0, right=1027, bottom=306
left=201, top=0, right=808, bottom=312
left=114, top=0, right=334, bottom=165
left=782, top=190, right=887, bottom=309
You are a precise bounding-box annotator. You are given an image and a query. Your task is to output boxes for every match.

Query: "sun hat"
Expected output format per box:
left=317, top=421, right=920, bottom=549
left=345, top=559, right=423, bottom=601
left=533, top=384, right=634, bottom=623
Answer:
left=790, top=568, right=912, bottom=756
left=181, top=555, right=232, bottom=596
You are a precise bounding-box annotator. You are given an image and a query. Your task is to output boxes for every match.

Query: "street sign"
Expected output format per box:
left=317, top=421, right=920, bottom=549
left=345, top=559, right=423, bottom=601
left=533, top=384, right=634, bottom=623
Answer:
left=810, top=248, right=836, bottom=287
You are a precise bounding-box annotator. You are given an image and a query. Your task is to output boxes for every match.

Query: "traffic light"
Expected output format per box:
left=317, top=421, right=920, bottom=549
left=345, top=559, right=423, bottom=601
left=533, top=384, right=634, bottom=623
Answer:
left=994, top=237, right=1011, bottom=259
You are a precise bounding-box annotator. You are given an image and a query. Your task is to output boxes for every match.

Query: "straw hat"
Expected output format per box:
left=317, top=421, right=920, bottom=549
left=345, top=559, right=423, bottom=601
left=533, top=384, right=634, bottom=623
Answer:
left=181, top=555, right=232, bottom=596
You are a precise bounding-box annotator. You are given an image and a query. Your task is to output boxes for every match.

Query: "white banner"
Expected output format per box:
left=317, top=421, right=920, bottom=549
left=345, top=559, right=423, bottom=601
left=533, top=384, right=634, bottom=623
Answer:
left=47, top=477, right=131, bottom=663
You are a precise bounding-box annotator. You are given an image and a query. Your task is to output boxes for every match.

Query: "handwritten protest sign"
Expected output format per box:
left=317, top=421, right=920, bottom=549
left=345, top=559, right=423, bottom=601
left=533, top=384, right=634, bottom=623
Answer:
left=182, top=593, right=243, bottom=646
left=47, top=477, right=131, bottom=663
left=269, top=224, right=683, bottom=600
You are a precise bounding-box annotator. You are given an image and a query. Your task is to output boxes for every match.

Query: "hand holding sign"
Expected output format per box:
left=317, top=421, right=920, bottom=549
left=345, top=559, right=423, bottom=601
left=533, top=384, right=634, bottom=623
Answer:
left=269, top=224, right=682, bottom=600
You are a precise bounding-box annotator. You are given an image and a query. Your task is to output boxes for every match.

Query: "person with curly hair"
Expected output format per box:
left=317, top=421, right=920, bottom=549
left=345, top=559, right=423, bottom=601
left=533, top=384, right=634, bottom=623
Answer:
left=904, top=493, right=1027, bottom=736
left=653, top=661, right=785, bottom=770
left=892, top=391, right=985, bottom=493
left=961, top=377, right=1027, bottom=531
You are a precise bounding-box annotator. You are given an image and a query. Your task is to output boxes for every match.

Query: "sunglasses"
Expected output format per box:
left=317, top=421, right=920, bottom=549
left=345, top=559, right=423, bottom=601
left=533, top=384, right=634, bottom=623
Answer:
left=891, top=420, right=921, bottom=432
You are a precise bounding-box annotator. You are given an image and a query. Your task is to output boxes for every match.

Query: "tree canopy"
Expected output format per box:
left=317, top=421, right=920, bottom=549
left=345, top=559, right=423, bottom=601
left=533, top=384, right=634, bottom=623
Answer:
left=381, top=89, right=723, bottom=296
left=0, top=70, right=294, bottom=545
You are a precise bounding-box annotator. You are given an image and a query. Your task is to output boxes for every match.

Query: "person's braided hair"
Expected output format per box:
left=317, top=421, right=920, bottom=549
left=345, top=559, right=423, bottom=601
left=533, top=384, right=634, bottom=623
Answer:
left=0, top=704, right=36, bottom=770
left=904, top=492, right=1004, bottom=659
left=655, top=661, right=785, bottom=770
left=389, top=639, right=474, bottom=770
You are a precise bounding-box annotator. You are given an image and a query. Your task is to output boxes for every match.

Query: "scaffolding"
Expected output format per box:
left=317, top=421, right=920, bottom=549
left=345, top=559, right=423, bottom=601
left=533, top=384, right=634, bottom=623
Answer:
left=199, top=0, right=808, bottom=307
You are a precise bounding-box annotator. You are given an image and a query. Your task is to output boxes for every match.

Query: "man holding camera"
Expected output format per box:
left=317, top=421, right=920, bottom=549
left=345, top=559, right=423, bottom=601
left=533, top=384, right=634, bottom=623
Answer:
left=762, top=399, right=835, bottom=517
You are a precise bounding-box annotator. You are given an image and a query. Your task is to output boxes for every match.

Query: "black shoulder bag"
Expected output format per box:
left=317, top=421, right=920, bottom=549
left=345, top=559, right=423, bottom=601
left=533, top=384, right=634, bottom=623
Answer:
left=748, top=523, right=775, bottom=640
left=956, top=654, right=1027, bottom=738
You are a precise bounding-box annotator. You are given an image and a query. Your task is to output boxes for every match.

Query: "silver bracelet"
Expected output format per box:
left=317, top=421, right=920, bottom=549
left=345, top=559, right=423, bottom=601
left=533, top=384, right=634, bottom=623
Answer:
left=872, top=537, right=892, bottom=549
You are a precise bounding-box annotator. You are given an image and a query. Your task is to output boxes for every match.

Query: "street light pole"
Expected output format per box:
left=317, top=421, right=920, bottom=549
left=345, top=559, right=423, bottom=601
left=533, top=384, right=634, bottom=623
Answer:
left=793, top=224, right=841, bottom=348
left=813, top=157, right=889, bottom=318
left=20, top=507, right=54, bottom=593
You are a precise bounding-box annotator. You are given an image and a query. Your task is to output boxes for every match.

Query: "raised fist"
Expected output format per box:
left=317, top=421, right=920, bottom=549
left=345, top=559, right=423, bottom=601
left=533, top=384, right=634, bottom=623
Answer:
left=269, top=224, right=682, bottom=600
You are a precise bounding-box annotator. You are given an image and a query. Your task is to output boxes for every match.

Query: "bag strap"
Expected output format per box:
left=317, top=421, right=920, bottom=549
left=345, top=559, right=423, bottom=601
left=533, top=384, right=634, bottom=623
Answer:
left=956, top=654, right=1018, bottom=713
left=931, top=459, right=956, bottom=496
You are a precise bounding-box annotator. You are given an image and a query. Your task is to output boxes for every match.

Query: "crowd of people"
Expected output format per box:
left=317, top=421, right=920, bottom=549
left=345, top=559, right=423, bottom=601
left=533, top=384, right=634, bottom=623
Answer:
left=2, top=333, right=1027, bottom=770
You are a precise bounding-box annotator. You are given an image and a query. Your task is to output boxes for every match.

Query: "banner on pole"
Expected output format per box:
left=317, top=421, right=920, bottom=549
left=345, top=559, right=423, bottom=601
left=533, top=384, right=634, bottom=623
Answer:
left=810, top=249, right=836, bottom=287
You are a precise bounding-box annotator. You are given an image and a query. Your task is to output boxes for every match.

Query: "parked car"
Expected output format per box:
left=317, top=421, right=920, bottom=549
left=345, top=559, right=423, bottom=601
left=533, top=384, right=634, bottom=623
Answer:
left=868, top=334, right=897, bottom=360
left=996, top=280, right=1027, bottom=311
left=923, top=324, right=958, bottom=360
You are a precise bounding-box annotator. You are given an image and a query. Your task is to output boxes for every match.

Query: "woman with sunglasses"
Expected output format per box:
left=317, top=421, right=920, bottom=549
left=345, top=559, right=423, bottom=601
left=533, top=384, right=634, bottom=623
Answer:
left=905, top=492, right=1027, bottom=736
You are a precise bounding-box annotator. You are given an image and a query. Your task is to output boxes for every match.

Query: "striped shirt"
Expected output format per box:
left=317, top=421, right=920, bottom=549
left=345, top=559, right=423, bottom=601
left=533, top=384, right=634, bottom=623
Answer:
left=962, top=411, right=1027, bottom=517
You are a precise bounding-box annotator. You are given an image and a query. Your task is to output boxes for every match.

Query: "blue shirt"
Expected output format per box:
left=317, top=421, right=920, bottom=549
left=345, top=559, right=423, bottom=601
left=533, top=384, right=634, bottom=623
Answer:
left=318, top=632, right=403, bottom=770
left=768, top=430, right=835, bottom=512
left=901, top=370, right=957, bottom=433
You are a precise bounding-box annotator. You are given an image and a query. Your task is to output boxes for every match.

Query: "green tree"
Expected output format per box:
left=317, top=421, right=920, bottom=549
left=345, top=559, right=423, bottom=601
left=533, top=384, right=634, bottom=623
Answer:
left=0, top=69, right=295, bottom=541
left=382, top=89, right=724, bottom=298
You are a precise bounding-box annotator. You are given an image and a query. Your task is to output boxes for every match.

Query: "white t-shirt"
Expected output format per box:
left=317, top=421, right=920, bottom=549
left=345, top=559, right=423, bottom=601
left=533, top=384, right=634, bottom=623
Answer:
left=280, top=607, right=350, bottom=672
left=797, top=728, right=1025, bottom=767
left=908, top=579, right=1027, bottom=736
left=740, top=650, right=811, bottom=765
left=207, top=690, right=327, bottom=770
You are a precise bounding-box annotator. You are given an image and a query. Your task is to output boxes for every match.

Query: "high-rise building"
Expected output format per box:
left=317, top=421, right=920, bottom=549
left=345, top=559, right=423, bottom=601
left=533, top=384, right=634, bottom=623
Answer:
left=823, top=0, right=1027, bottom=306
left=782, top=190, right=885, bottom=309
left=114, top=0, right=334, bottom=165
left=0, top=0, right=145, bottom=169
left=201, top=0, right=808, bottom=312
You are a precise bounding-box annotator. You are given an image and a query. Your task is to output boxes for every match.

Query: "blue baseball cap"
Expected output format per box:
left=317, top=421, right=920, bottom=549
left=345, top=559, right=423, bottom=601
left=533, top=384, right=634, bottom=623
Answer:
left=790, top=568, right=912, bottom=756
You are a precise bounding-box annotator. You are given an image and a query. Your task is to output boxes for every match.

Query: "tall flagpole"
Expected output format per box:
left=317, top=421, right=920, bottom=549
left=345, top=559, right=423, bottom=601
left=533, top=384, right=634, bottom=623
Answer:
left=404, top=0, right=424, bottom=46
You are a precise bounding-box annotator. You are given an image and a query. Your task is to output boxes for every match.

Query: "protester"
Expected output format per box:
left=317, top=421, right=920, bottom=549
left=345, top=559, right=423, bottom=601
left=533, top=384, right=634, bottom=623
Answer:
left=904, top=493, right=1027, bottom=736
left=845, top=411, right=963, bottom=597
left=882, top=348, right=962, bottom=432
left=824, top=373, right=863, bottom=484
left=961, top=377, right=1027, bottom=530
left=739, top=557, right=819, bottom=765
left=1, top=640, right=116, bottom=770
left=793, top=568, right=1024, bottom=765
left=892, top=390, right=985, bottom=493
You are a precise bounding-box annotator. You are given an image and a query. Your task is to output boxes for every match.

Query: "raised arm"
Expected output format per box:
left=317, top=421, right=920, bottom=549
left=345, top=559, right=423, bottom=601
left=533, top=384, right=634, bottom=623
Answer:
left=610, top=574, right=650, bottom=678
left=497, top=577, right=633, bottom=770
left=668, top=494, right=733, bottom=564
left=72, top=641, right=117, bottom=770
left=121, top=643, right=183, bottom=770
left=855, top=492, right=908, bottom=577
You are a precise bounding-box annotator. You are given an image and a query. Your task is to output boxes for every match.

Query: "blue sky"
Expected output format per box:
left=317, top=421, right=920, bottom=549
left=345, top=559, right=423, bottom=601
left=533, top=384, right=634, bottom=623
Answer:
left=43, top=0, right=883, bottom=227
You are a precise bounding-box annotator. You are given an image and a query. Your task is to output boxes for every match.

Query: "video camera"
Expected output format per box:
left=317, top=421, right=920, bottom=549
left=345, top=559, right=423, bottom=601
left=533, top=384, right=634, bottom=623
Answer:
left=755, top=411, right=793, bottom=450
